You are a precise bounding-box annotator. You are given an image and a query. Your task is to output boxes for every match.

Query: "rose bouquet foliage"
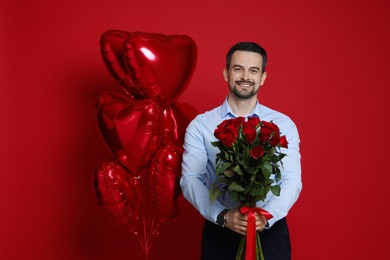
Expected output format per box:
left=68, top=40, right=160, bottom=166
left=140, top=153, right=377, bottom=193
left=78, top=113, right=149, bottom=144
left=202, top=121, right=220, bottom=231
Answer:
left=210, top=116, right=288, bottom=259
left=209, top=116, right=288, bottom=207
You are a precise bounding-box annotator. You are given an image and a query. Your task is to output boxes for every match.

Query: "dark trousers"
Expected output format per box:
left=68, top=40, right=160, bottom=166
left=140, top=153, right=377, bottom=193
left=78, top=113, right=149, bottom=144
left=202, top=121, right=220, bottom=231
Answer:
left=201, top=218, right=291, bottom=260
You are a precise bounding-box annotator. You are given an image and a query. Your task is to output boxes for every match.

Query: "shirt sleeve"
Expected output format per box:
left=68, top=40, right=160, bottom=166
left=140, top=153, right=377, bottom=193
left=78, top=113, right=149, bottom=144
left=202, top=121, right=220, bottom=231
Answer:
left=261, top=122, right=302, bottom=227
left=180, top=118, right=226, bottom=223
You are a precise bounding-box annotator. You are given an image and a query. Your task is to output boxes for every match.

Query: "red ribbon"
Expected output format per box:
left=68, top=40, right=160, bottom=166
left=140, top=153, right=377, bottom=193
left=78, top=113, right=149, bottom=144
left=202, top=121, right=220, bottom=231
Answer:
left=240, top=206, right=273, bottom=260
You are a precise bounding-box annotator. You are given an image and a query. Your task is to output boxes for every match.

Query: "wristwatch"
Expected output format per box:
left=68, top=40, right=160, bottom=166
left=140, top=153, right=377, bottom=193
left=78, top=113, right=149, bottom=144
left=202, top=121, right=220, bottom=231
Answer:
left=216, top=209, right=229, bottom=227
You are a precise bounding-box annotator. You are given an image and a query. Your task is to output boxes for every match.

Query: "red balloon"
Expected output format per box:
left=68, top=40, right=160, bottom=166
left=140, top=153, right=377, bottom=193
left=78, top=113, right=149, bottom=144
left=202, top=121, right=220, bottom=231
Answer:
left=164, top=102, right=198, bottom=144
left=150, top=145, right=189, bottom=222
left=95, top=30, right=198, bottom=258
left=100, top=30, right=145, bottom=99
left=100, top=30, right=197, bottom=105
left=94, top=161, right=141, bottom=233
left=123, top=32, right=197, bottom=106
left=96, top=91, right=164, bottom=175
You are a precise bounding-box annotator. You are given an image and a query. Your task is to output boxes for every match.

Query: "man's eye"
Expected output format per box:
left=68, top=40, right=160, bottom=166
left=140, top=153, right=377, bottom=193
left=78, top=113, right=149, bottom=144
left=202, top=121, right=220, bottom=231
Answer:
left=233, top=67, right=241, bottom=71
left=251, top=69, right=259, bottom=73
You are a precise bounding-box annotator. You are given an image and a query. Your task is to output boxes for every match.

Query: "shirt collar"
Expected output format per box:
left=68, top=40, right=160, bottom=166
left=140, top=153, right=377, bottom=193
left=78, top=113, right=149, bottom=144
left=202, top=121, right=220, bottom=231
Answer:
left=221, top=97, right=262, bottom=119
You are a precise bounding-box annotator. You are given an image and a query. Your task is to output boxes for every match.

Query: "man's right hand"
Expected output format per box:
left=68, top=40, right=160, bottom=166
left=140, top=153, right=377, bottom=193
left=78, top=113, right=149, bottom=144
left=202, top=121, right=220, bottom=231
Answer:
left=224, top=208, right=267, bottom=235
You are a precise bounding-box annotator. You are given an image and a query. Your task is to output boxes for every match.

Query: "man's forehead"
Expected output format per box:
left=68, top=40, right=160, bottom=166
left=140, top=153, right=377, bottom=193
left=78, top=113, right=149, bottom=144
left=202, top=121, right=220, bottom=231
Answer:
left=231, top=50, right=262, bottom=60
left=230, top=51, right=263, bottom=68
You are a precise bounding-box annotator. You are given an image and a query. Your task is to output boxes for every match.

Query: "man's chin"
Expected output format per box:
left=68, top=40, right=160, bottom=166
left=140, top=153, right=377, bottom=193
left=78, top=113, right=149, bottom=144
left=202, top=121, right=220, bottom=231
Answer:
left=233, top=91, right=255, bottom=99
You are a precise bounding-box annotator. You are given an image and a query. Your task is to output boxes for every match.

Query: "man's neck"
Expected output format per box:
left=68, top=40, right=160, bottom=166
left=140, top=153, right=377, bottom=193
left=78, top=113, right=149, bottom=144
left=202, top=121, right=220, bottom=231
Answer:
left=227, top=94, right=257, bottom=116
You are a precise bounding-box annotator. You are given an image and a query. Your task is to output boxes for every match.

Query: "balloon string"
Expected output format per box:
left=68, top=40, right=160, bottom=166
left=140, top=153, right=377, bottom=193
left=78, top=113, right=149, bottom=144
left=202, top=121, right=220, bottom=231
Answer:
left=138, top=175, right=158, bottom=260
left=143, top=217, right=149, bottom=259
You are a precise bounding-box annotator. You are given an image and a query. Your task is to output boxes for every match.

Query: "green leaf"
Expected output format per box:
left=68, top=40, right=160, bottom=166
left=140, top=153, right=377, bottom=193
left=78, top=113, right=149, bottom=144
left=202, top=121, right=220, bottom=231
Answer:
left=216, top=162, right=232, bottom=175
left=264, top=161, right=272, bottom=172
left=252, top=185, right=266, bottom=202
left=249, top=184, right=260, bottom=196
left=274, top=166, right=282, bottom=182
left=211, top=141, right=220, bottom=147
left=228, top=182, right=245, bottom=192
left=233, top=164, right=243, bottom=176
left=209, top=185, right=220, bottom=202
left=262, top=165, right=272, bottom=179
left=265, top=178, right=274, bottom=185
left=267, top=147, right=276, bottom=157
left=216, top=176, right=229, bottom=186
left=270, top=185, right=281, bottom=196
left=209, top=190, right=219, bottom=202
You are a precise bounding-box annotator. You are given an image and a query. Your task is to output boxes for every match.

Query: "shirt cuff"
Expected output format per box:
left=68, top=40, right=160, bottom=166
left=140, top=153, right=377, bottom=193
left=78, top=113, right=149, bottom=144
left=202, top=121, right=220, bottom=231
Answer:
left=210, top=204, right=226, bottom=223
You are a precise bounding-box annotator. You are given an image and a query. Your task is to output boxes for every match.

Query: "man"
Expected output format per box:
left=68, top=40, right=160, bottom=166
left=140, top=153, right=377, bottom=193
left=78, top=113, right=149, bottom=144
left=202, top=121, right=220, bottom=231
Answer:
left=180, top=42, right=302, bottom=259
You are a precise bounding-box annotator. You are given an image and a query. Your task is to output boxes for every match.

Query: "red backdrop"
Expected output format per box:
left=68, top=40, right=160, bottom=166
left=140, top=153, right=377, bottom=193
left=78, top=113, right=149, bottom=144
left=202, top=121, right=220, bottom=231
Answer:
left=2, top=0, right=390, bottom=259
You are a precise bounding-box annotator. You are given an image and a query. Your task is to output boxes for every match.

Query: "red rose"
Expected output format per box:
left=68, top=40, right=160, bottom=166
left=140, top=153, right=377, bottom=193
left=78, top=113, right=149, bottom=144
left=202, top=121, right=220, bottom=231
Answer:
left=242, top=123, right=256, bottom=144
left=215, top=119, right=230, bottom=131
left=215, top=119, right=240, bottom=147
left=250, top=145, right=265, bottom=159
left=279, top=135, right=288, bottom=148
left=247, top=116, right=260, bottom=128
left=260, top=121, right=280, bottom=146
left=261, top=121, right=279, bottom=135
left=270, top=132, right=281, bottom=146
left=259, top=124, right=272, bottom=142
left=243, top=126, right=256, bottom=144
left=233, top=117, right=245, bottom=128
left=242, top=117, right=260, bottom=144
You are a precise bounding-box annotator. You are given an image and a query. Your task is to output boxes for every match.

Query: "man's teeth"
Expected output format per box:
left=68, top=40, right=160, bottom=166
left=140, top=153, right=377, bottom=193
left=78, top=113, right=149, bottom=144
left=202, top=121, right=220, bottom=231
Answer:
left=237, top=82, right=252, bottom=86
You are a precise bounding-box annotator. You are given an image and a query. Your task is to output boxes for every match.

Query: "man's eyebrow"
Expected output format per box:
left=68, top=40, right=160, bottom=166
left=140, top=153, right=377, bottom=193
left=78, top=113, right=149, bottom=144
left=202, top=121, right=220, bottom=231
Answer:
left=232, top=65, right=260, bottom=71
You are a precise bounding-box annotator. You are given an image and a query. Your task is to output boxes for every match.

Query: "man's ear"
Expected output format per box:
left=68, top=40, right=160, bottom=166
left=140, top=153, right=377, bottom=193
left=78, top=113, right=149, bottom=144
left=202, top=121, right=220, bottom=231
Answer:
left=223, top=68, right=228, bottom=82
left=260, top=71, right=267, bottom=86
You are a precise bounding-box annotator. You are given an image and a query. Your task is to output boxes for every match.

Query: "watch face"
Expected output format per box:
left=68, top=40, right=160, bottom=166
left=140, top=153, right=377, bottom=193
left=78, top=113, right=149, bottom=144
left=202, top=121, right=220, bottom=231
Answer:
left=217, top=214, right=225, bottom=226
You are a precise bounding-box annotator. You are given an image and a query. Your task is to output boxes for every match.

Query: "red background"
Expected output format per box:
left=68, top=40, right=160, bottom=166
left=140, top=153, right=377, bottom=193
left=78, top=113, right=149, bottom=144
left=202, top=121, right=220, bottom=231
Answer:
left=2, top=0, right=390, bottom=259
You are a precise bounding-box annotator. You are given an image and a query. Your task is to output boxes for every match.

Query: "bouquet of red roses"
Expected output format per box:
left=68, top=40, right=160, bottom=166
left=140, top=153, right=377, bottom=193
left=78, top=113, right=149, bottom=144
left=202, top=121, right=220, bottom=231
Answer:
left=209, top=116, right=288, bottom=260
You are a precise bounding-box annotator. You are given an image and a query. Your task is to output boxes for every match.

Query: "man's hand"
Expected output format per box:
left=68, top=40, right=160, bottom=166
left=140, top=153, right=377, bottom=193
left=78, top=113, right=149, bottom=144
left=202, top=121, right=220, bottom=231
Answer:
left=224, top=208, right=267, bottom=236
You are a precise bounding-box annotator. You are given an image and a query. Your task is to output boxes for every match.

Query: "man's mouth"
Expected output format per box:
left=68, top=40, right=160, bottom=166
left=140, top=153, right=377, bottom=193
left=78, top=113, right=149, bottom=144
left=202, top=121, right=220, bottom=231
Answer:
left=235, top=80, right=254, bottom=87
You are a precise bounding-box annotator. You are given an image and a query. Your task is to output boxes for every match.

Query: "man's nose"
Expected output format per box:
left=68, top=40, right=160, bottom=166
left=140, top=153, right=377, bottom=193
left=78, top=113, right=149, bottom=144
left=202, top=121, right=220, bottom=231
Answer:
left=241, top=70, right=250, bottom=80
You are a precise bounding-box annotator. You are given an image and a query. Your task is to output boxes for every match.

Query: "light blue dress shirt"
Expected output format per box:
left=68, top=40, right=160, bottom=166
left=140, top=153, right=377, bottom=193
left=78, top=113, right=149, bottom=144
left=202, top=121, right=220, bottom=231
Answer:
left=180, top=98, right=302, bottom=228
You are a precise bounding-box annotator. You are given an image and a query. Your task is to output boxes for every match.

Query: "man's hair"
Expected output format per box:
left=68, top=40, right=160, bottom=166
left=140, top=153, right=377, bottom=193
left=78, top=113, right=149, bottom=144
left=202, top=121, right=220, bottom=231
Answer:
left=226, top=42, right=267, bottom=72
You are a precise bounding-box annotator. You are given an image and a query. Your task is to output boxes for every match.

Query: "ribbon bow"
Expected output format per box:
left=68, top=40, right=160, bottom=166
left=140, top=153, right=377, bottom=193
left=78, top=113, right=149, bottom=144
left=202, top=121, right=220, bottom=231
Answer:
left=240, top=206, right=273, bottom=260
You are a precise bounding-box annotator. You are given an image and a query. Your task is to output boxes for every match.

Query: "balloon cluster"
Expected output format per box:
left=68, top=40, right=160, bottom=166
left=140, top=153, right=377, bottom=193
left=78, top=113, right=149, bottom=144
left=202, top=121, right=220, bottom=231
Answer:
left=93, top=30, right=197, bottom=258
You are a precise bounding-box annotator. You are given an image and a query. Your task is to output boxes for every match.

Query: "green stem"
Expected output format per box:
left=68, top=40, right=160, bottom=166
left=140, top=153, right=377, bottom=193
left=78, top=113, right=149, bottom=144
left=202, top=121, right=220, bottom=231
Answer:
left=256, top=233, right=264, bottom=260
left=236, top=236, right=246, bottom=260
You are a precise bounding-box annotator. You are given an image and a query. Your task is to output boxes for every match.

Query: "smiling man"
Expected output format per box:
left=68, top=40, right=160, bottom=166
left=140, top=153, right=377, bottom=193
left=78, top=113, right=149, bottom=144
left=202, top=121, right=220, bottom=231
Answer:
left=225, top=50, right=267, bottom=100
left=180, top=42, right=302, bottom=260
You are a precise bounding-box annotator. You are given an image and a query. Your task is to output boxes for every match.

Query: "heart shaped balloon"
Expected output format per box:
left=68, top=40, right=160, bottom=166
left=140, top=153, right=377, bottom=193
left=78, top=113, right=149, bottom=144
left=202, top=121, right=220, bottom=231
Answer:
left=100, top=30, right=145, bottom=99
left=94, top=161, right=141, bottom=232
left=123, top=32, right=197, bottom=106
left=95, top=30, right=198, bottom=258
left=164, top=102, right=198, bottom=143
left=150, top=145, right=189, bottom=222
left=101, top=30, right=197, bottom=105
left=96, top=91, right=164, bottom=175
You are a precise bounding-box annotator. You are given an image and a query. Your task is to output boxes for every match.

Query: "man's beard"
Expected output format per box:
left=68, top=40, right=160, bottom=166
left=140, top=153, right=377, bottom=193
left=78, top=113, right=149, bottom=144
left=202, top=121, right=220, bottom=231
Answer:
left=230, top=81, right=258, bottom=99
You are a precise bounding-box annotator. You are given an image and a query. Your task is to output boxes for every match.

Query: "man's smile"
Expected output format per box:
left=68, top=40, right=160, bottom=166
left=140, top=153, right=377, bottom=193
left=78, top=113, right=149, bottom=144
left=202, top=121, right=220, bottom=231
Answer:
left=235, top=80, right=255, bottom=88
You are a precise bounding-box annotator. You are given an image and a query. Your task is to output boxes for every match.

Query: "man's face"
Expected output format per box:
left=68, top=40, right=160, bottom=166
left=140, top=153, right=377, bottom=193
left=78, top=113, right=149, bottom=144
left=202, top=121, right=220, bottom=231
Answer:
left=224, top=50, right=267, bottom=99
